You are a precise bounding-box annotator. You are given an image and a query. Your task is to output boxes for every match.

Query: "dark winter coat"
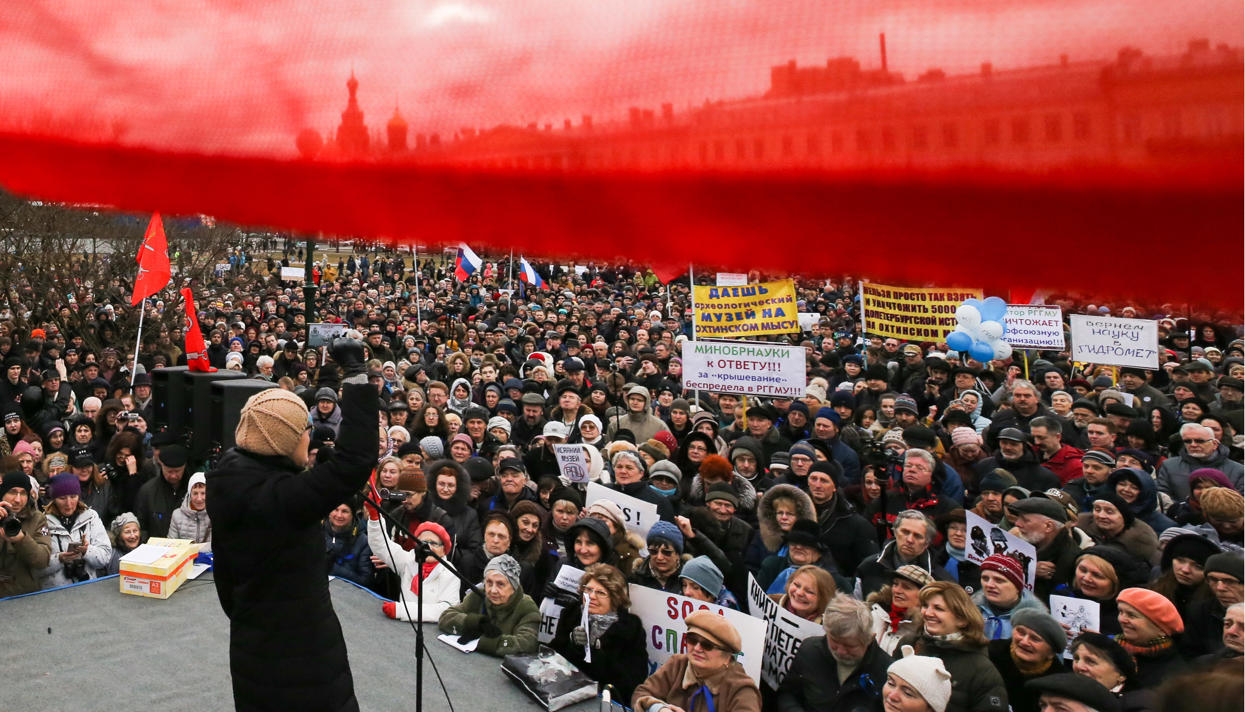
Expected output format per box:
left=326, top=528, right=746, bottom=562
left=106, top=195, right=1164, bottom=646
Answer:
left=427, top=459, right=484, bottom=576
left=914, top=634, right=1008, bottom=712
left=207, top=381, right=378, bottom=712
left=856, top=540, right=953, bottom=598
left=1107, top=469, right=1177, bottom=535
left=0, top=493, right=51, bottom=597
left=986, top=639, right=1064, bottom=712
left=813, top=493, right=879, bottom=577
left=629, top=555, right=684, bottom=594
left=978, top=452, right=1061, bottom=494
left=745, top=484, right=816, bottom=574
left=551, top=602, right=649, bottom=703
left=686, top=506, right=753, bottom=602
left=133, top=470, right=187, bottom=541
left=777, top=636, right=892, bottom=712
left=322, top=518, right=373, bottom=587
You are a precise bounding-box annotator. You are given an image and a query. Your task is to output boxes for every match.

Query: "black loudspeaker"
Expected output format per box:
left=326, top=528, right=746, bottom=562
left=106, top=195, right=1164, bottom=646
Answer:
left=210, top=379, right=277, bottom=454
left=185, top=369, right=250, bottom=463
left=150, top=366, right=189, bottom=435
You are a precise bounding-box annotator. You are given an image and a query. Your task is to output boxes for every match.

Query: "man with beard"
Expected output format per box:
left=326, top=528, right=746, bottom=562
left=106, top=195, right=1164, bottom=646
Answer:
left=1008, top=496, right=1079, bottom=601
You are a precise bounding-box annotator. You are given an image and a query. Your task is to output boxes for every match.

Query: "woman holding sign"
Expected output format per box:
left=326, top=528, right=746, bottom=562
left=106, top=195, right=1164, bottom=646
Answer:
left=550, top=563, right=648, bottom=703
left=632, top=610, right=761, bottom=712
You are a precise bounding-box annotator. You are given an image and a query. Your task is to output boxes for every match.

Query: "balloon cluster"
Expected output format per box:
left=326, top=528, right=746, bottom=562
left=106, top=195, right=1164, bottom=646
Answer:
left=946, top=297, right=1012, bottom=364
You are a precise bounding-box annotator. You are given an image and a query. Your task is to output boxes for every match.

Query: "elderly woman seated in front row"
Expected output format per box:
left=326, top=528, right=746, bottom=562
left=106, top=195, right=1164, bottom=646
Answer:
left=438, top=554, right=539, bottom=657
left=632, top=611, right=760, bottom=712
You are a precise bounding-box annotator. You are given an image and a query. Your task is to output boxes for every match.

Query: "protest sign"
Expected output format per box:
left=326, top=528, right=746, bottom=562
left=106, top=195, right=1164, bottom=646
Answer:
left=280, top=266, right=304, bottom=282
left=1004, top=305, right=1065, bottom=350
left=692, top=279, right=798, bottom=338
left=745, top=574, right=823, bottom=688
left=1049, top=595, right=1100, bottom=660
left=797, top=313, right=820, bottom=333
left=307, top=322, right=347, bottom=347
left=537, top=565, right=585, bottom=644
left=1069, top=315, right=1160, bottom=369
left=861, top=282, right=983, bottom=340
left=553, top=444, right=590, bottom=484
left=585, top=482, right=658, bottom=537
left=681, top=340, right=806, bottom=398
left=628, top=584, right=766, bottom=683
left=964, top=511, right=1037, bottom=590
left=716, top=272, right=748, bottom=286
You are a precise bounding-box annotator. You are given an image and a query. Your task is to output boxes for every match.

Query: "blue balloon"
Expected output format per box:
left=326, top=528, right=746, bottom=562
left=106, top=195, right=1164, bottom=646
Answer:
left=980, top=296, right=1007, bottom=323
left=962, top=298, right=984, bottom=313
left=969, top=340, right=996, bottom=363
left=946, top=330, right=973, bottom=351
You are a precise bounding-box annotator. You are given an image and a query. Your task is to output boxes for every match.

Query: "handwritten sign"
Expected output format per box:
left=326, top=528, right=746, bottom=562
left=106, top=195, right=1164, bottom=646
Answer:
left=1004, top=305, right=1066, bottom=350
left=861, top=282, right=983, bottom=340
left=965, top=510, right=1038, bottom=590
left=682, top=340, right=806, bottom=398
left=553, top=444, right=591, bottom=484
left=280, top=266, right=305, bottom=282
left=693, top=279, right=799, bottom=338
left=745, top=574, right=824, bottom=688
left=586, top=482, right=658, bottom=537
left=1069, top=315, right=1159, bottom=369
left=628, top=584, right=767, bottom=683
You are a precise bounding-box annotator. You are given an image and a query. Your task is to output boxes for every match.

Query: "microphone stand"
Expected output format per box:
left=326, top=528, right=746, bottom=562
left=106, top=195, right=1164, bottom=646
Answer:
left=363, top=492, right=483, bottom=712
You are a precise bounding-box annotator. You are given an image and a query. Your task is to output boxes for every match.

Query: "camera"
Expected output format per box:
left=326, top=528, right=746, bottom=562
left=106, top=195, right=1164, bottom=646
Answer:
left=377, top=488, right=408, bottom=503
left=2, top=512, right=21, bottom=538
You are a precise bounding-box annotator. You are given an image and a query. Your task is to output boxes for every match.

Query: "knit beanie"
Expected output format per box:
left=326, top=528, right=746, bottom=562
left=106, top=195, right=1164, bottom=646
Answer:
left=649, top=459, right=682, bottom=486
left=46, top=471, right=81, bottom=500
left=12, top=440, right=36, bottom=459
left=880, top=428, right=906, bottom=448
left=978, top=468, right=1018, bottom=494
left=653, top=430, right=679, bottom=454
left=1161, top=533, right=1221, bottom=572
left=887, top=645, right=953, bottom=712
left=235, top=388, right=310, bottom=457
left=1204, top=552, right=1244, bottom=583
left=1092, top=491, right=1136, bottom=529
left=1118, top=587, right=1184, bottom=636
left=412, top=521, right=452, bottom=555
left=463, top=456, right=494, bottom=483
left=646, top=519, right=684, bottom=555
left=1011, top=608, right=1067, bottom=652
left=549, top=486, right=585, bottom=511
left=789, top=441, right=816, bottom=460
left=110, top=511, right=139, bottom=537
left=484, top=553, right=523, bottom=592
left=396, top=472, right=426, bottom=494
left=980, top=553, right=1026, bottom=592
left=1199, top=487, right=1244, bottom=522
left=315, top=386, right=338, bottom=403
left=419, top=436, right=445, bottom=459
left=705, top=482, right=739, bottom=507
left=680, top=555, right=724, bottom=598
left=951, top=427, right=981, bottom=447
left=698, top=455, right=733, bottom=483
left=893, top=395, right=919, bottom=415
left=487, top=416, right=511, bottom=435
left=814, top=407, right=840, bottom=425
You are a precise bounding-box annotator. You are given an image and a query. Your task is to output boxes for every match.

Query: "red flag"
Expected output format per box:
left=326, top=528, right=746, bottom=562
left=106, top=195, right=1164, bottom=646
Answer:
left=651, top=264, right=685, bottom=285
left=132, top=213, right=171, bottom=306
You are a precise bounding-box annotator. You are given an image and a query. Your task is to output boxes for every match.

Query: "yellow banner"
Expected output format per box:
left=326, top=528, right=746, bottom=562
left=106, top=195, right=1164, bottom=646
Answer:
left=693, top=279, right=798, bottom=338
left=862, top=282, right=983, bottom=340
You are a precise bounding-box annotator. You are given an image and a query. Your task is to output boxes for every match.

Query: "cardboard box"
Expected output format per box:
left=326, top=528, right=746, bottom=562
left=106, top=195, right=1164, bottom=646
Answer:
left=119, top=538, right=197, bottom=599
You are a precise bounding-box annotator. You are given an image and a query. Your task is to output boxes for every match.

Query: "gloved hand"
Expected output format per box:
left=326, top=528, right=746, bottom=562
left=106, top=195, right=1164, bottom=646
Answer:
left=363, top=499, right=380, bottom=521
left=457, top=613, right=484, bottom=642
left=479, top=616, right=501, bottom=639
left=570, top=626, right=588, bottom=646
left=329, top=337, right=367, bottom=379
left=554, top=590, right=580, bottom=608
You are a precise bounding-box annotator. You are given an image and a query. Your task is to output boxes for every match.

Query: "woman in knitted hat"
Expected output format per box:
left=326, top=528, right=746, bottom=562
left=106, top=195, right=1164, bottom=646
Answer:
left=986, top=609, right=1066, bottom=712
left=914, top=581, right=1009, bottom=712
left=1076, top=492, right=1159, bottom=563
left=631, top=519, right=687, bottom=594
left=372, top=518, right=461, bottom=622
left=679, top=555, right=738, bottom=610
left=633, top=610, right=760, bottom=712
left=35, top=471, right=111, bottom=588
left=104, top=511, right=141, bottom=575
left=1165, top=468, right=1234, bottom=526
left=439, top=553, right=540, bottom=657
left=207, top=339, right=378, bottom=712
left=973, top=553, right=1046, bottom=641
left=1069, top=632, right=1146, bottom=711
left=882, top=645, right=954, bottom=712
left=1115, top=587, right=1188, bottom=686
left=551, top=563, right=648, bottom=703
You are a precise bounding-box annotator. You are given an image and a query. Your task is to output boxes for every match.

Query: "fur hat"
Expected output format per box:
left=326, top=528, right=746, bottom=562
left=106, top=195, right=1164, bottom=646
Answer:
left=483, top=554, right=523, bottom=592
left=638, top=439, right=670, bottom=462
left=698, top=454, right=733, bottom=483
left=887, top=645, right=953, bottom=712
left=235, top=388, right=310, bottom=457
left=685, top=609, right=742, bottom=654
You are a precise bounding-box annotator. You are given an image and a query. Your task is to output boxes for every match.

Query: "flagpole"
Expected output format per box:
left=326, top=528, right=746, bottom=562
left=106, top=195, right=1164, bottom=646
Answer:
left=413, top=243, right=422, bottom=332
left=688, top=262, right=697, bottom=407
left=508, top=250, right=514, bottom=292
left=130, top=298, right=147, bottom=388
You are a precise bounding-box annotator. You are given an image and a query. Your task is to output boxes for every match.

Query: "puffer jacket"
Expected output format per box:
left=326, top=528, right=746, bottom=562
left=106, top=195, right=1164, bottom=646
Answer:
left=367, top=516, right=461, bottom=621
left=36, top=501, right=112, bottom=589
left=438, top=588, right=541, bottom=657
left=1107, top=468, right=1177, bottom=535
left=0, top=492, right=52, bottom=597
left=972, top=588, right=1047, bottom=640
left=914, top=634, right=1009, bottom=712
left=744, top=484, right=816, bottom=573
left=322, top=517, right=373, bottom=586
left=167, top=472, right=212, bottom=550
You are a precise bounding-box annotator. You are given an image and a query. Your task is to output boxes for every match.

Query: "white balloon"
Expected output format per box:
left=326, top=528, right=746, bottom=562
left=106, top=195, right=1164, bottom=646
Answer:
left=980, top=320, right=1004, bottom=340
left=993, top=341, right=1013, bottom=360
left=956, top=305, right=981, bottom=329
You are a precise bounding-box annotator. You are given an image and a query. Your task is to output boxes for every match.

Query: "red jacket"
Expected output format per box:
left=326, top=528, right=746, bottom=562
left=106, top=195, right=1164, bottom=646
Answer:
left=1041, top=444, right=1084, bottom=485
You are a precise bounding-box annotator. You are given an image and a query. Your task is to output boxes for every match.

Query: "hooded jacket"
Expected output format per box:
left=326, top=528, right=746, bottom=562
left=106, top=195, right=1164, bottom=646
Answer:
left=685, top=473, right=758, bottom=516
left=167, top=472, right=212, bottom=549
left=604, top=385, right=667, bottom=443
left=1076, top=512, right=1159, bottom=563
left=1107, top=468, right=1177, bottom=535
left=322, top=515, right=373, bottom=586
left=744, top=484, right=816, bottom=572
left=36, top=500, right=111, bottom=589
left=1156, top=443, right=1245, bottom=500
left=447, top=377, right=474, bottom=414
left=426, top=459, right=484, bottom=575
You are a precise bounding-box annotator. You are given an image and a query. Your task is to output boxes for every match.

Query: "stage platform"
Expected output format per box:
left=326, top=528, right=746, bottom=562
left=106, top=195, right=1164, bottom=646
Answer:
left=3, top=572, right=597, bottom=712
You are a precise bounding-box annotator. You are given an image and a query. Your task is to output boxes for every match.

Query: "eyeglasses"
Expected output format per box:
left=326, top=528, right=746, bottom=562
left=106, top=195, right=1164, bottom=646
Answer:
left=650, top=546, right=677, bottom=557
left=417, top=538, right=445, bottom=549
left=684, top=632, right=726, bottom=653
left=1182, top=438, right=1210, bottom=444
left=582, top=586, right=610, bottom=599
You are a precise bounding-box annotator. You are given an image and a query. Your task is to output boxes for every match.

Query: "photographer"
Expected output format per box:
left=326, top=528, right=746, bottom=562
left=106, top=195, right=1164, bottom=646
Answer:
left=0, top=471, right=52, bottom=597
left=36, top=471, right=112, bottom=588
left=207, top=337, right=377, bottom=712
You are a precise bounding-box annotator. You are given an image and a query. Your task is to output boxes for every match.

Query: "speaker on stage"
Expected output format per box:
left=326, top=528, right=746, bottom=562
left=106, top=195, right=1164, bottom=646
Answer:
left=210, top=378, right=277, bottom=455
left=185, top=369, right=250, bottom=463
left=150, top=366, right=189, bottom=436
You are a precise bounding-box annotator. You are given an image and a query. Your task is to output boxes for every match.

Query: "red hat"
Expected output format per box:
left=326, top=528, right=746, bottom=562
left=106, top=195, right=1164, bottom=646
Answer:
left=653, top=430, right=678, bottom=454
left=412, top=521, right=452, bottom=555
left=30, top=328, right=46, bottom=340
left=1118, top=587, right=1183, bottom=635
left=980, top=554, right=1026, bottom=592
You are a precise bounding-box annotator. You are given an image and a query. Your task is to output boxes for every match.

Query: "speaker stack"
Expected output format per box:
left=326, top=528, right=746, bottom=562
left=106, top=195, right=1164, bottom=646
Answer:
left=209, top=378, right=277, bottom=455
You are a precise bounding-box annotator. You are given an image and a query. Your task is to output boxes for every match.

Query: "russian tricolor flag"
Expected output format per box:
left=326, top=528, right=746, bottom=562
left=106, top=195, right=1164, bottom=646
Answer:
left=518, top=256, right=546, bottom=289
left=454, top=243, right=482, bottom=281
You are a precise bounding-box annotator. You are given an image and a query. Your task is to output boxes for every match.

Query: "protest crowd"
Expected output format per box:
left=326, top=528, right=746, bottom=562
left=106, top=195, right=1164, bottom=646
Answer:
left=1, top=244, right=1243, bottom=712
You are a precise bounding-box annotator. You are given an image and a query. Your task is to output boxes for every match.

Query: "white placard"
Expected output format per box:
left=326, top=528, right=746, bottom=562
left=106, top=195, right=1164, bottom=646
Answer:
left=437, top=633, right=479, bottom=653
left=1069, top=315, right=1159, bottom=369
left=581, top=593, right=593, bottom=663
left=964, top=510, right=1038, bottom=590
left=745, top=573, right=824, bottom=688
left=307, top=322, right=347, bottom=348
left=716, top=272, right=748, bottom=286
left=553, top=444, right=591, bottom=484
left=1049, top=595, right=1100, bottom=659
left=797, top=313, right=820, bottom=333
left=585, top=482, right=658, bottom=537
left=1004, top=305, right=1065, bottom=350
left=628, top=584, right=767, bottom=684
left=681, top=340, right=806, bottom=398
left=537, top=565, right=585, bottom=644
left=280, top=266, right=305, bottom=282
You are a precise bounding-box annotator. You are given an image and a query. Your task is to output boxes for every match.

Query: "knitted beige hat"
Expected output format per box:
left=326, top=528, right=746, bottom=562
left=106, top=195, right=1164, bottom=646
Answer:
left=235, top=388, right=309, bottom=457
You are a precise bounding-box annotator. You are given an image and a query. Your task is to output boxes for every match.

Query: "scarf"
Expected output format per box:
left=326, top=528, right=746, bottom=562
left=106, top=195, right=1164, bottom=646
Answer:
left=587, top=611, right=619, bottom=644
left=410, top=562, right=437, bottom=595
left=1010, top=642, right=1056, bottom=676
left=1117, top=634, right=1174, bottom=658
left=887, top=604, right=908, bottom=633
left=945, top=542, right=966, bottom=561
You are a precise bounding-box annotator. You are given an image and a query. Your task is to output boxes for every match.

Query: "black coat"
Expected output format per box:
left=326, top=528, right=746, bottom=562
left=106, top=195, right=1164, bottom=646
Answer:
left=987, top=639, right=1065, bottom=712
left=207, top=382, right=378, bottom=712
left=551, top=602, right=649, bottom=703
left=777, top=636, right=892, bottom=712
left=813, top=494, right=879, bottom=577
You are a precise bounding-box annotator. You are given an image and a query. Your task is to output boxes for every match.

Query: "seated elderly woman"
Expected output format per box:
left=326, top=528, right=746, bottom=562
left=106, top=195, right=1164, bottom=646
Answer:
left=882, top=646, right=954, bottom=712
left=438, top=554, right=539, bottom=657
left=779, top=593, right=895, bottom=712
left=550, top=563, right=649, bottom=703
left=370, top=520, right=461, bottom=621
left=632, top=610, right=761, bottom=712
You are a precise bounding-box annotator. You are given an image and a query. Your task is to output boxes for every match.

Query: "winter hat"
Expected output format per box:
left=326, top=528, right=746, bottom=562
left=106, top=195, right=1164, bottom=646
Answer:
left=47, top=471, right=81, bottom=500
left=804, top=383, right=827, bottom=402
left=685, top=609, right=742, bottom=654
left=680, top=555, right=724, bottom=598
left=1071, top=632, right=1136, bottom=681
left=648, top=459, right=682, bottom=486
left=1160, top=533, right=1221, bottom=572
left=653, top=430, right=679, bottom=454
left=463, top=456, right=495, bottom=483
left=234, top=388, right=310, bottom=457
left=1188, top=468, right=1234, bottom=490
left=585, top=499, right=626, bottom=533
left=419, top=436, right=445, bottom=459
left=549, top=486, right=585, bottom=511
left=829, top=391, right=855, bottom=409
left=814, top=407, right=841, bottom=426
left=542, top=421, right=569, bottom=440
left=1118, top=588, right=1184, bottom=635
left=487, top=416, right=511, bottom=435
left=893, top=395, right=919, bottom=415
left=579, top=414, right=602, bottom=432
left=951, top=427, right=981, bottom=448
left=980, top=554, right=1026, bottom=592
left=1012, top=608, right=1067, bottom=652
left=978, top=468, right=1018, bottom=494
left=787, top=401, right=810, bottom=418
left=612, top=449, right=648, bottom=476
left=698, top=454, right=733, bottom=483
left=1204, top=552, right=1244, bottom=583
left=887, top=645, right=953, bottom=712
left=1025, top=674, right=1120, bottom=712
left=483, top=554, right=523, bottom=592
left=1082, top=449, right=1117, bottom=467
left=705, top=482, right=739, bottom=508
left=1199, top=487, right=1244, bottom=522
left=315, top=386, right=338, bottom=403
left=880, top=428, right=907, bottom=448
left=396, top=471, right=427, bottom=494
left=893, top=564, right=935, bottom=589
left=639, top=439, right=671, bottom=462
left=646, top=519, right=684, bottom=555
left=1092, top=492, right=1136, bottom=529
left=1, top=471, right=31, bottom=496
left=784, top=519, right=821, bottom=548
left=110, top=511, right=139, bottom=537
left=565, top=517, right=612, bottom=558
left=788, top=441, right=816, bottom=460
left=11, top=440, right=36, bottom=459
left=412, top=521, right=453, bottom=555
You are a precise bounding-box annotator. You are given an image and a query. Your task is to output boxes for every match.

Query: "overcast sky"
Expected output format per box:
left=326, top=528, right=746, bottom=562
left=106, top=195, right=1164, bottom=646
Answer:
left=1, top=1, right=1239, bottom=154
